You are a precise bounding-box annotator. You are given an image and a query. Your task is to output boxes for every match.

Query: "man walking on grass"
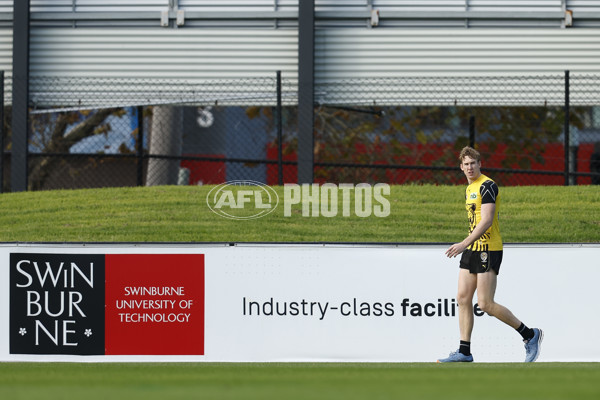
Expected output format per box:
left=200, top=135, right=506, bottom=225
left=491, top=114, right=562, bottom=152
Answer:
left=438, top=146, right=543, bottom=363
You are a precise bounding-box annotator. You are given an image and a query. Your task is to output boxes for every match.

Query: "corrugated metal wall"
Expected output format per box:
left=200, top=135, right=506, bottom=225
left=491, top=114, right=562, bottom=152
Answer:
left=21, top=1, right=600, bottom=80
left=31, top=1, right=167, bottom=13
left=0, top=26, right=11, bottom=105
left=310, top=1, right=600, bottom=104
left=315, top=28, right=600, bottom=80
left=1, top=1, right=600, bottom=105
left=0, top=29, right=11, bottom=76
left=29, top=28, right=298, bottom=80
left=0, top=0, right=12, bottom=98
left=27, top=28, right=297, bottom=107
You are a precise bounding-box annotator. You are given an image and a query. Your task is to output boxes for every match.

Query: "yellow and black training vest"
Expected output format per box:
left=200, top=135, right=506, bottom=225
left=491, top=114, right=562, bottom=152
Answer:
left=465, top=174, right=503, bottom=251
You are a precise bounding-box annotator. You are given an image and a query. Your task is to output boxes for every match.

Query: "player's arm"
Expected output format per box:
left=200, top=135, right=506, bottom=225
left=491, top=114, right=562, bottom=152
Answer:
left=445, top=203, right=495, bottom=258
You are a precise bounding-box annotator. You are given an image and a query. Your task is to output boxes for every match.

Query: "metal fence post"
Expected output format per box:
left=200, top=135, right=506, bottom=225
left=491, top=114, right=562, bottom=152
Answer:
left=136, top=105, right=144, bottom=186
left=11, top=0, right=30, bottom=192
left=564, top=70, right=570, bottom=186
left=276, top=71, right=283, bottom=185
left=297, top=0, right=315, bottom=184
left=0, top=71, right=4, bottom=193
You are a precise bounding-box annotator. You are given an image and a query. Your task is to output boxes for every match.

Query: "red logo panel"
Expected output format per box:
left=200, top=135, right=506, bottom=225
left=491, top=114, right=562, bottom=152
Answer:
left=105, top=254, right=204, bottom=355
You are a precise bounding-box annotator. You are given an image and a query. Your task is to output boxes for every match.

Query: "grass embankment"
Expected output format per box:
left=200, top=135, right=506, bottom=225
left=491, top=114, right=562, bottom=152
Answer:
left=0, top=185, right=597, bottom=243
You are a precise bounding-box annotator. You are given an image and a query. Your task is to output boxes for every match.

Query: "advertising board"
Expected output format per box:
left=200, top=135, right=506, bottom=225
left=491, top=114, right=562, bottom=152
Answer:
left=1, top=243, right=598, bottom=362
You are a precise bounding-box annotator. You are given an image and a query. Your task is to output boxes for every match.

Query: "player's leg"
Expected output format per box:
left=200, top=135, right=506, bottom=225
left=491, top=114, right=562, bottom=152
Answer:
left=437, top=268, right=477, bottom=363
left=476, top=270, right=521, bottom=328
left=457, top=268, right=477, bottom=341
left=477, top=270, right=543, bottom=362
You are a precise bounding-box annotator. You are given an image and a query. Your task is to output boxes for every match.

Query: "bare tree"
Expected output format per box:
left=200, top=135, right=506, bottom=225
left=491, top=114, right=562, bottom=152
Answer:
left=28, top=108, right=125, bottom=190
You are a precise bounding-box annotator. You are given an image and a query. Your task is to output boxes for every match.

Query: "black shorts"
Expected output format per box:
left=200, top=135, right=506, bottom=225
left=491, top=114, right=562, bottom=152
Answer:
left=460, top=250, right=503, bottom=274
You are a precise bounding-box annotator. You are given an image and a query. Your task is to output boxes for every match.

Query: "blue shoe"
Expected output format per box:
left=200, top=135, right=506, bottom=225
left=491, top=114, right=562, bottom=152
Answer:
left=437, top=350, right=474, bottom=363
left=524, top=328, right=543, bottom=362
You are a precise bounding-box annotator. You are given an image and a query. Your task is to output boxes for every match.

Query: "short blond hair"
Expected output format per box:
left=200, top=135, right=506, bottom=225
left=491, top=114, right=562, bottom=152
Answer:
left=459, top=146, right=481, bottom=162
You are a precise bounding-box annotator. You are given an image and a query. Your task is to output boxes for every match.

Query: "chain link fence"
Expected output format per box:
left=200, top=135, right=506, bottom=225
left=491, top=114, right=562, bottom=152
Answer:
left=2, top=72, right=600, bottom=191
left=8, top=75, right=299, bottom=191
left=314, top=74, right=600, bottom=186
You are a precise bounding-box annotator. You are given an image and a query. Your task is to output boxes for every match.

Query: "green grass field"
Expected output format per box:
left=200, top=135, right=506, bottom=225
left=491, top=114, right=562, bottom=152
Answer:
left=1, top=184, right=599, bottom=399
left=1, top=362, right=599, bottom=400
left=0, top=185, right=598, bottom=242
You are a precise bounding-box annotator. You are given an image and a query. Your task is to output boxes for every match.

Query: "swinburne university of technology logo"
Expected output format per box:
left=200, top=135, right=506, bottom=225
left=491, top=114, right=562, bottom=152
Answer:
left=10, top=253, right=205, bottom=356
left=10, top=253, right=106, bottom=355
left=206, top=180, right=279, bottom=220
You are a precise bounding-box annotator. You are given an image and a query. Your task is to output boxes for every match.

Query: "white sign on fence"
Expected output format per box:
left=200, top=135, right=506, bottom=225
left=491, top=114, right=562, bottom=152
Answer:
left=1, top=243, right=598, bottom=362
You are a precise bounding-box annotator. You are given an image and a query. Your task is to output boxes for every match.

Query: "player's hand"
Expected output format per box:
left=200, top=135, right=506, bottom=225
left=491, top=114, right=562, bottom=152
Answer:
left=445, top=242, right=467, bottom=258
